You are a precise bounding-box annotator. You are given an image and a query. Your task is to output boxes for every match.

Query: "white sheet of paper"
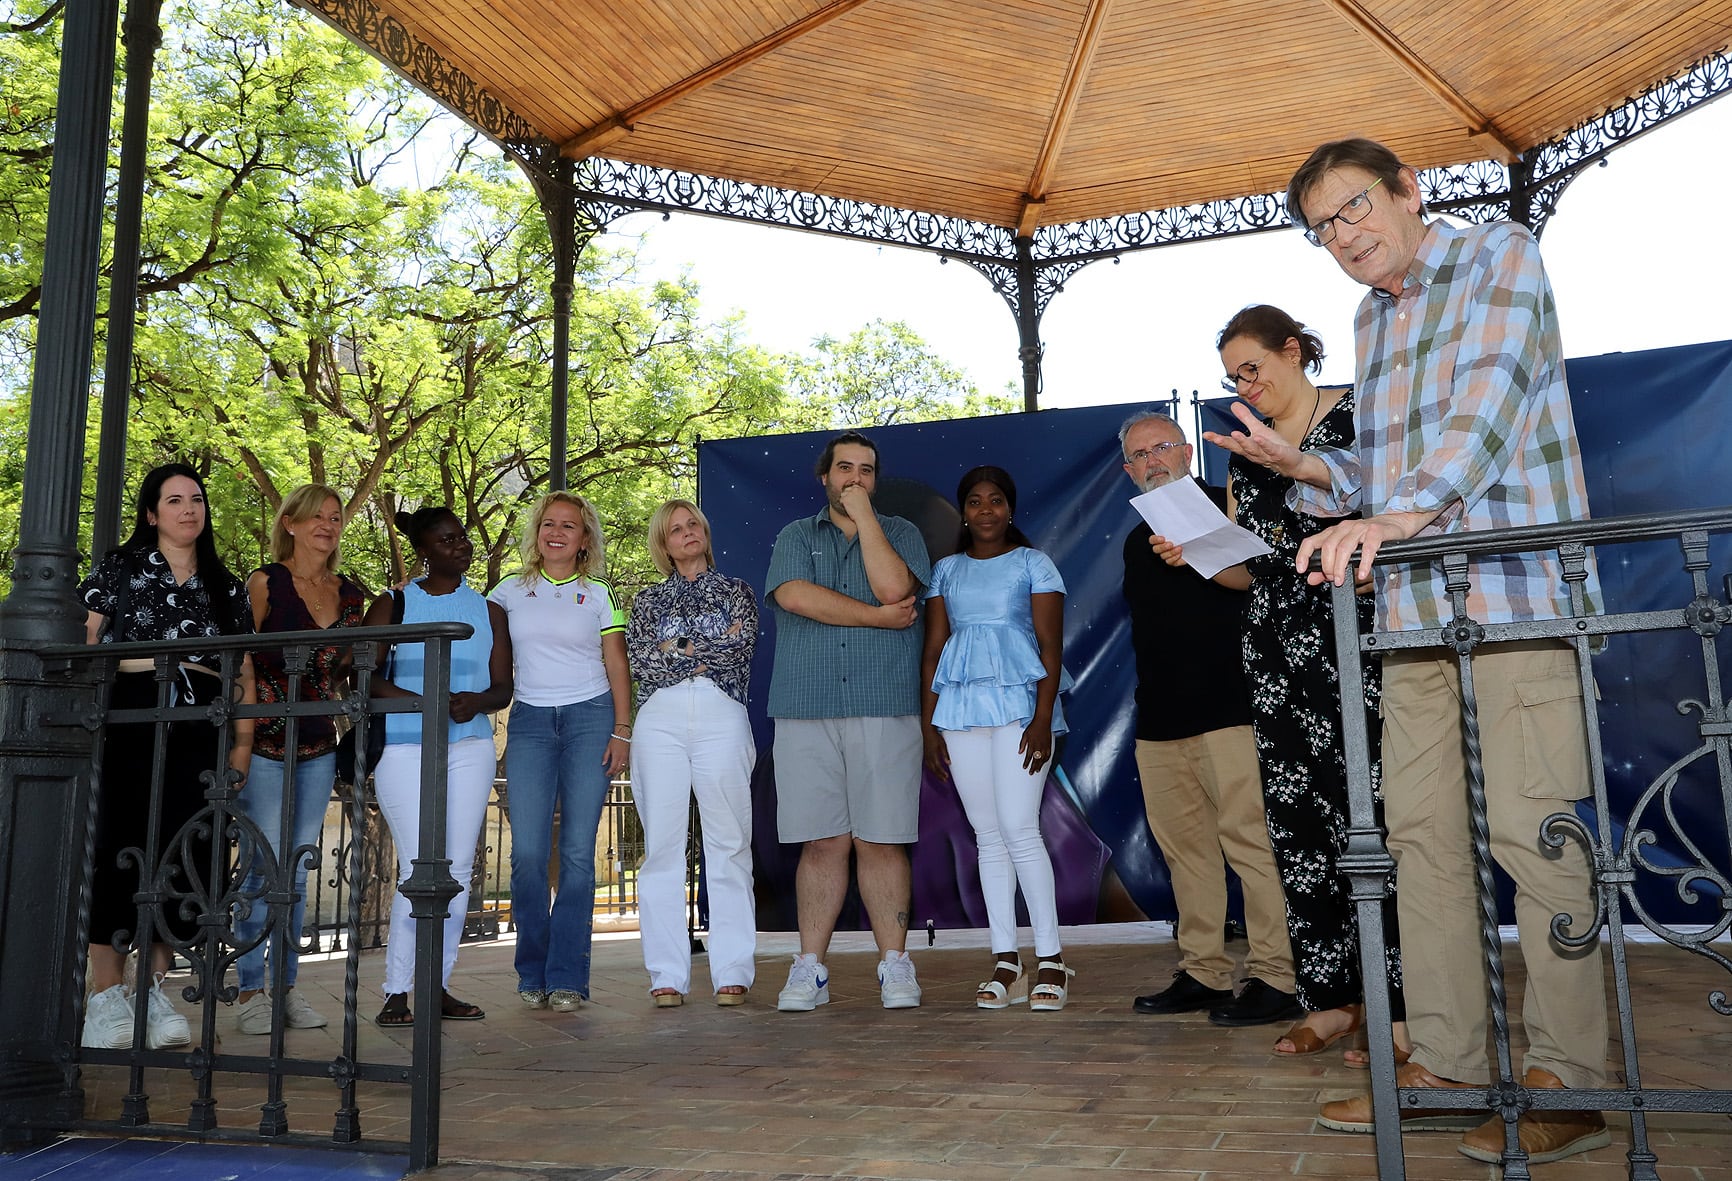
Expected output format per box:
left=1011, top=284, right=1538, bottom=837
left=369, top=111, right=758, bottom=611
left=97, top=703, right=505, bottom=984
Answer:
left=1130, top=479, right=1272, bottom=580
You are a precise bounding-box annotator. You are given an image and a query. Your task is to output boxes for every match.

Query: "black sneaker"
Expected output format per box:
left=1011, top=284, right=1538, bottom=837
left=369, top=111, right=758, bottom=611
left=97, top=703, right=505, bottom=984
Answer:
left=1132, top=970, right=1233, bottom=1014
left=1207, top=977, right=1305, bottom=1027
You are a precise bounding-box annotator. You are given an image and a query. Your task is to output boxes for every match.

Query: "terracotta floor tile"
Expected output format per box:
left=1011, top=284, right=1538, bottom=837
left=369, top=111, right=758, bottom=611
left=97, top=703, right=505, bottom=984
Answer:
left=61, top=927, right=1730, bottom=1180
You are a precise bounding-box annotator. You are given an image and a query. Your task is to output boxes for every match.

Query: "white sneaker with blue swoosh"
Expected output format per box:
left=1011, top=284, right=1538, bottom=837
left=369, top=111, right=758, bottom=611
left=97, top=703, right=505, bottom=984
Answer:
left=878, top=949, right=921, bottom=1009
left=777, top=953, right=830, bottom=1011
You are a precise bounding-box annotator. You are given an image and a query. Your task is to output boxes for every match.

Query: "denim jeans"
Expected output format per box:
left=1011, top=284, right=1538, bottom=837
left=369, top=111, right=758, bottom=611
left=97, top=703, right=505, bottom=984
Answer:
left=506, top=694, right=612, bottom=995
left=234, top=751, right=336, bottom=991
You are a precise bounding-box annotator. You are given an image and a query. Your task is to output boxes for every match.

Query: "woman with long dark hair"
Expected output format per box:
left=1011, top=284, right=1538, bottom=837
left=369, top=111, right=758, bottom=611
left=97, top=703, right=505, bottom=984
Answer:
left=920, top=466, right=1075, bottom=1011
left=79, top=462, right=256, bottom=1050
left=367, top=506, right=512, bottom=1026
left=231, top=483, right=366, bottom=1035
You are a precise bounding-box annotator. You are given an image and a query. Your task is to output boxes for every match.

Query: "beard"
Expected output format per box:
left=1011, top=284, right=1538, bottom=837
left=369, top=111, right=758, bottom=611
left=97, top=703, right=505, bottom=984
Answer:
left=1136, top=467, right=1182, bottom=492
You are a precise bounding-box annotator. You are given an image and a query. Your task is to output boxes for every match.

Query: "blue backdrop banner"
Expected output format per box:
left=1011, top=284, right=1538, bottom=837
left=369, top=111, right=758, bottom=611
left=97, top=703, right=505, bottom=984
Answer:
left=698, top=338, right=1732, bottom=930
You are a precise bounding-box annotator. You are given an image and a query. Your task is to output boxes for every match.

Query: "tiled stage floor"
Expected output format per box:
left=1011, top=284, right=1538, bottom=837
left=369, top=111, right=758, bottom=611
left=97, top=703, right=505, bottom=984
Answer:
left=49, top=924, right=1732, bottom=1180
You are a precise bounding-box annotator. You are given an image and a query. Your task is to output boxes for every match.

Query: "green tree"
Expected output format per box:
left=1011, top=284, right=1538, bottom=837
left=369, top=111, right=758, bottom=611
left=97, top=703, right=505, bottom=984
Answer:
left=787, top=319, right=1015, bottom=428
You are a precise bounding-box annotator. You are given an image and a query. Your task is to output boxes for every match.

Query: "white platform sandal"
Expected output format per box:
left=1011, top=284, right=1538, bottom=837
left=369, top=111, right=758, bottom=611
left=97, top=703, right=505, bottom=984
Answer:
left=1029, top=960, right=1076, bottom=1012
left=975, top=959, right=1027, bottom=1009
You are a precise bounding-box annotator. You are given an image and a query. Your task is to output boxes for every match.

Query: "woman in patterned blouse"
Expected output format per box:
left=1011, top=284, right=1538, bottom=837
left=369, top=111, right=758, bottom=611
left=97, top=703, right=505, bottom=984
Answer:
left=1158, top=305, right=1403, bottom=1065
left=231, top=484, right=366, bottom=1037
left=626, top=499, right=760, bottom=1006
left=77, top=463, right=256, bottom=1052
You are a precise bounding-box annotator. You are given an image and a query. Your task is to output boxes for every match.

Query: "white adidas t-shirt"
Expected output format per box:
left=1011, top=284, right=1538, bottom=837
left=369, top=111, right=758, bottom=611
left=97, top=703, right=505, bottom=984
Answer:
left=487, top=571, right=624, bottom=707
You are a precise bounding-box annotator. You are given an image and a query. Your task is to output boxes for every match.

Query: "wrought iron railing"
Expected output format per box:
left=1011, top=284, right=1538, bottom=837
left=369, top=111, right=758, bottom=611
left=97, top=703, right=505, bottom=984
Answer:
left=22, top=621, right=470, bottom=1172
left=305, top=773, right=645, bottom=949
left=1334, top=506, right=1732, bottom=1180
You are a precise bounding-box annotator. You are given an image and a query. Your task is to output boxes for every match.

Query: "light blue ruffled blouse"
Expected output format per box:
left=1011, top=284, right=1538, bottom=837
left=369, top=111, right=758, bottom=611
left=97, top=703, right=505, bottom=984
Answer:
left=927, top=547, right=1073, bottom=734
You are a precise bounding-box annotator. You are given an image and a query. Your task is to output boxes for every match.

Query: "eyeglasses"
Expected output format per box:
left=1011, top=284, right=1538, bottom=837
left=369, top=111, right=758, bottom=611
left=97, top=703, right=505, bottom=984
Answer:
left=1219, top=353, right=1272, bottom=394
left=1302, top=176, right=1383, bottom=247
left=1124, top=441, right=1186, bottom=465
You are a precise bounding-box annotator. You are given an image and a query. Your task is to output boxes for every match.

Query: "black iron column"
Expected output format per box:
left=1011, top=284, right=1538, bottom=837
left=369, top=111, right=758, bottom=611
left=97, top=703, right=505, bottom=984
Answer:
left=92, top=0, right=167, bottom=556
left=0, top=0, right=124, bottom=1150
left=1507, top=152, right=1535, bottom=232
left=1013, top=235, right=1041, bottom=413
left=545, top=160, right=576, bottom=493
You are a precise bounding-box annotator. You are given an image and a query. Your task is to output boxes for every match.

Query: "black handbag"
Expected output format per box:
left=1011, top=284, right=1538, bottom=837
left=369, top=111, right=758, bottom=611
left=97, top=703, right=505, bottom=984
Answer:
left=334, top=588, right=403, bottom=785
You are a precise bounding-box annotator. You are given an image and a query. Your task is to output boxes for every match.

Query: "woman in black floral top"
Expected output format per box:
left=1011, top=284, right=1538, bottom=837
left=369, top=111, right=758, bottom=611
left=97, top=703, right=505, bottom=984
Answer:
left=1156, top=306, right=1404, bottom=1065
left=77, top=463, right=255, bottom=1052
left=230, top=483, right=366, bottom=1037
left=626, top=499, right=760, bottom=1006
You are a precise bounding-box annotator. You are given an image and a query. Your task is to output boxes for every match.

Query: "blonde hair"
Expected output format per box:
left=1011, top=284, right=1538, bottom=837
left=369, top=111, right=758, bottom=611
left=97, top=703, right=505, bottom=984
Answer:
left=517, top=490, right=606, bottom=583
left=269, top=483, right=346, bottom=572
left=646, top=499, right=714, bottom=576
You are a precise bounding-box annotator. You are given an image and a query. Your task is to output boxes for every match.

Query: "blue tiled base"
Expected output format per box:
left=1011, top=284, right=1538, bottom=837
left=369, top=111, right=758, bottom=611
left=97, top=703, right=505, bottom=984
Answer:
left=0, top=1136, right=408, bottom=1180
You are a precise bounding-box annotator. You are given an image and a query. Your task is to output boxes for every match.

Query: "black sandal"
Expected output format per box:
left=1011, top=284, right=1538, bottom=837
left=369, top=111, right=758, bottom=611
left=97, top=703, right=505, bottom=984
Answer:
left=440, top=989, right=485, bottom=1021
left=375, top=993, right=412, bottom=1027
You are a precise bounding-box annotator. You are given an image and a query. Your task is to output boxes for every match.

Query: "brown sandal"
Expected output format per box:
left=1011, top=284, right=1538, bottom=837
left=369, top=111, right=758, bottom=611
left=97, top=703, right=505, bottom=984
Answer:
left=1272, top=1004, right=1363, bottom=1055
left=375, top=993, right=412, bottom=1027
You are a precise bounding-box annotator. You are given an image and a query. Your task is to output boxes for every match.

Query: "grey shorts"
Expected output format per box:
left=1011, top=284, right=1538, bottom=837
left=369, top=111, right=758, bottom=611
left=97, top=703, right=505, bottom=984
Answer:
left=773, top=715, right=922, bottom=845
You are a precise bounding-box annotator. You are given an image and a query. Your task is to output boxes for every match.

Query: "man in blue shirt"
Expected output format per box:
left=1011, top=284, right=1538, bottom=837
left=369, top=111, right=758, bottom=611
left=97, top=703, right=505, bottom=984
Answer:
left=765, top=431, right=932, bottom=1011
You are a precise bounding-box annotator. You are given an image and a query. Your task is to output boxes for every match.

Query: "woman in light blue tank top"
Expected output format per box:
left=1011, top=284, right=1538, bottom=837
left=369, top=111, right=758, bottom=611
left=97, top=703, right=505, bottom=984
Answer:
left=364, top=506, right=513, bottom=1027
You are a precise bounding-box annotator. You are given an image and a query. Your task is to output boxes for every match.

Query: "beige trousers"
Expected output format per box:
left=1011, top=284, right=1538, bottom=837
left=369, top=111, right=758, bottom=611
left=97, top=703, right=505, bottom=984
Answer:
left=1135, top=728, right=1294, bottom=992
left=1382, top=640, right=1607, bottom=1088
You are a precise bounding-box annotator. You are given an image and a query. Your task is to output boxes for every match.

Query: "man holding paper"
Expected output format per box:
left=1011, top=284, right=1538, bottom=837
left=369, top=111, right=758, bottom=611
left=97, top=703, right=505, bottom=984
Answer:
left=1212, top=137, right=1607, bottom=1164
left=1118, top=410, right=1299, bottom=1027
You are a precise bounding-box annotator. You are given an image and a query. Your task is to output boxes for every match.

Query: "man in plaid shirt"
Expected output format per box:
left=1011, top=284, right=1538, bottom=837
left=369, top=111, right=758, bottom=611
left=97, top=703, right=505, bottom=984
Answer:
left=1210, top=137, right=1608, bottom=1165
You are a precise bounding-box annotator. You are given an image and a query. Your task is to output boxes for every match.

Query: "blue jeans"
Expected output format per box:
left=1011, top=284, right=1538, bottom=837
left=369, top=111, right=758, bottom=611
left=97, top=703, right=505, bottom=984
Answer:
left=506, top=695, right=612, bottom=995
left=234, top=751, right=336, bottom=991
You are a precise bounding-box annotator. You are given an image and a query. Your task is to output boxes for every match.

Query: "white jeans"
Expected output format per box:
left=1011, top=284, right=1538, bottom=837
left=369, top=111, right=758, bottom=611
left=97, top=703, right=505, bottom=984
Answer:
left=373, top=737, right=497, bottom=995
left=946, top=723, right=1060, bottom=957
left=631, top=679, right=757, bottom=995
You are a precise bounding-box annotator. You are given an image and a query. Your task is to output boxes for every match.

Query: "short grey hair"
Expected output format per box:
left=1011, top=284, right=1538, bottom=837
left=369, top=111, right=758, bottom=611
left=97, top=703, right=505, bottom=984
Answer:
left=1117, top=409, right=1183, bottom=458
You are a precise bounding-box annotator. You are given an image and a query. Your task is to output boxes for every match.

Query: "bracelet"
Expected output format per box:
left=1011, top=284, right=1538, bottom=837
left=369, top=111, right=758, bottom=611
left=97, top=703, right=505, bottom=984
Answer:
left=610, top=732, right=633, bottom=743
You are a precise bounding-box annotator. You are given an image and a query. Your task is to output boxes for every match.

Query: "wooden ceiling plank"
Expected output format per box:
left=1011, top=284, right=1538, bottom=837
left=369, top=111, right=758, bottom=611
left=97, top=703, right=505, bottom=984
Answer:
left=1023, top=0, right=1117, bottom=206
left=560, top=0, right=876, bottom=159
left=1315, top=0, right=1525, bottom=158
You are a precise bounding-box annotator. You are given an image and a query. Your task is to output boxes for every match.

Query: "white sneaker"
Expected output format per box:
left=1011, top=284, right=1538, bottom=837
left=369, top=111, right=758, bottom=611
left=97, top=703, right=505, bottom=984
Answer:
left=776, top=953, right=829, bottom=1011
left=83, top=984, right=134, bottom=1049
left=280, top=987, right=328, bottom=1029
left=144, top=974, right=192, bottom=1049
left=878, top=950, right=921, bottom=1009
left=234, top=991, right=272, bottom=1035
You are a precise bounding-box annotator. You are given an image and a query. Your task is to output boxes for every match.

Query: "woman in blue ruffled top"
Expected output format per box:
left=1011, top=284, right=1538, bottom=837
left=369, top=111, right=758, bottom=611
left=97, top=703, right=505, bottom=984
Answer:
left=921, top=465, right=1075, bottom=1011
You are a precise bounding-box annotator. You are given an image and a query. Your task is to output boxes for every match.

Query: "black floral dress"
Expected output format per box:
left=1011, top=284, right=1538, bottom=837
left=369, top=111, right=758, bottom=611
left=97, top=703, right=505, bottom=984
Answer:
left=1230, top=390, right=1403, bottom=1015
left=79, top=547, right=253, bottom=947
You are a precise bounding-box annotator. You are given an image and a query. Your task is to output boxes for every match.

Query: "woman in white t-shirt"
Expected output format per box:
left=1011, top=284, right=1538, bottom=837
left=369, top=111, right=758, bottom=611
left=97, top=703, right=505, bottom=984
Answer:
left=488, top=492, right=632, bottom=1012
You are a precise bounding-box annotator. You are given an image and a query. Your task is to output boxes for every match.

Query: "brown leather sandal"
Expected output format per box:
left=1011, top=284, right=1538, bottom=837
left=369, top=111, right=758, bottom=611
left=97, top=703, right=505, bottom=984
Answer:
left=1272, top=1003, right=1363, bottom=1055
left=375, top=993, right=412, bottom=1027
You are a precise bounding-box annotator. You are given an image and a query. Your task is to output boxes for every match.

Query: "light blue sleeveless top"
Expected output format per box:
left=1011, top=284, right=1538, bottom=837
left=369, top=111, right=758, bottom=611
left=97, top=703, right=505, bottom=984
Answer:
left=385, top=579, right=494, bottom=746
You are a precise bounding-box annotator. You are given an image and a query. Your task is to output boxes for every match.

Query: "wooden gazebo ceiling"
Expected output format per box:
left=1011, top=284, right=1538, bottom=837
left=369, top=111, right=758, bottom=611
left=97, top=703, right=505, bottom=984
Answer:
left=362, top=0, right=1732, bottom=232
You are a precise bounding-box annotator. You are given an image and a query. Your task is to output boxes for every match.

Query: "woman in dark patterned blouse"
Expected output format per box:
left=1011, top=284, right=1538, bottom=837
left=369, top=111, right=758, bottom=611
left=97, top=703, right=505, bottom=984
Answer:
left=231, top=483, right=366, bottom=1037
left=626, top=499, right=760, bottom=1006
left=1157, top=305, right=1404, bottom=1065
left=78, top=463, right=256, bottom=1052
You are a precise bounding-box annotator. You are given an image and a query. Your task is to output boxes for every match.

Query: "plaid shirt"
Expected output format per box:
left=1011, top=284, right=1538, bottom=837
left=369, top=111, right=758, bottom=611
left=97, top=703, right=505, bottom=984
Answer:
left=1292, top=219, right=1601, bottom=631
left=764, top=507, right=930, bottom=719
